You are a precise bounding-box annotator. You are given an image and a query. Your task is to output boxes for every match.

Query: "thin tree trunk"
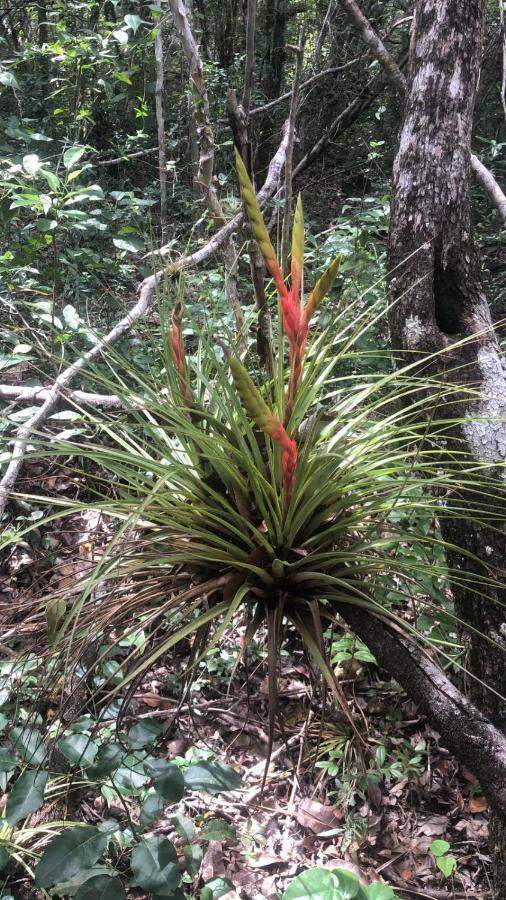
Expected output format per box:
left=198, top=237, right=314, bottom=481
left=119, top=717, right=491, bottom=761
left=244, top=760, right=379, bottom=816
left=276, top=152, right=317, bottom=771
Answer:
left=387, top=1, right=506, bottom=890
left=168, top=0, right=245, bottom=336
left=154, top=17, right=168, bottom=244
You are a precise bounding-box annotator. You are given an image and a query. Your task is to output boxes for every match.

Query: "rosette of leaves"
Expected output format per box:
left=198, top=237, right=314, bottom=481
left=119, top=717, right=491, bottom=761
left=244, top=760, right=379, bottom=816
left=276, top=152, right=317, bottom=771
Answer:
left=21, top=157, right=504, bottom=759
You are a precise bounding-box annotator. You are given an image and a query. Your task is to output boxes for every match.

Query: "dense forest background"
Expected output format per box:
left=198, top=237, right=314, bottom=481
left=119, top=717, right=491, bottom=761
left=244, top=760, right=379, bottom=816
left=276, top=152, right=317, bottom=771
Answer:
left=0, top=2, right=505, bottom=899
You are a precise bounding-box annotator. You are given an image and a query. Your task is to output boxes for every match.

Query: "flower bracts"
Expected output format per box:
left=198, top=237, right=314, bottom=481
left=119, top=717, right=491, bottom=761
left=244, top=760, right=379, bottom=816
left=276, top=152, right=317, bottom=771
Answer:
left=234, top=149, right=287, bottom=302
left=170, top=301, right=192, bottom=406
left=229, top=357, right=297, bottom=503
left=235, top=150, right=341, bottom=420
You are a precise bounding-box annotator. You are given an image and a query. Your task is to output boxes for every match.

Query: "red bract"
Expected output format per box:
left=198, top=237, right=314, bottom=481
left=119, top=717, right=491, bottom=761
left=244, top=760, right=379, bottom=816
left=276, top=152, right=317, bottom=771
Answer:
left=280, top=291, right=300, bottom=351
left=270, top=421, right=298, bottom=502
left=171, top=302, right=192, bottom=406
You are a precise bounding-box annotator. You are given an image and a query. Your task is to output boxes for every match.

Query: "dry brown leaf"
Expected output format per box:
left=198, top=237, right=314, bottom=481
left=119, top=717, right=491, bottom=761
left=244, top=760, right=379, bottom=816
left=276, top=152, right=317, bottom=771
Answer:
left=417, top=815, right=447, bottom=836
left=468, top=796, right=488, bottom=813
left=295, top=798, right=343, bottom=833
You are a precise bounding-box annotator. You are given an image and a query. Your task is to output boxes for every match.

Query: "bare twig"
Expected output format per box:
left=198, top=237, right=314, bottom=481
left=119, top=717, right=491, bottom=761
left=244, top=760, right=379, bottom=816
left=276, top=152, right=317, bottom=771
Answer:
left=249, top=61, right=361, bottom=117
left=96, top=147, right=158, bottom=166
left=0, top=272, right=160, bottom=516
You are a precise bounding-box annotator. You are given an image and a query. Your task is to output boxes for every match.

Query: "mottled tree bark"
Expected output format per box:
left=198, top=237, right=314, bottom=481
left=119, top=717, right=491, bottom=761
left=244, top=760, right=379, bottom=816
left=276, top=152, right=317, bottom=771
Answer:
left=387, top=1, right=506, bottom=891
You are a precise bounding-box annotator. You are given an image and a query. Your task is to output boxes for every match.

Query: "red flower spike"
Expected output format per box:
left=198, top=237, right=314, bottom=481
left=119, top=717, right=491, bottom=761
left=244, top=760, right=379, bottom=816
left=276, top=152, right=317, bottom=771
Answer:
left=170, top=302, right=192, bottom=407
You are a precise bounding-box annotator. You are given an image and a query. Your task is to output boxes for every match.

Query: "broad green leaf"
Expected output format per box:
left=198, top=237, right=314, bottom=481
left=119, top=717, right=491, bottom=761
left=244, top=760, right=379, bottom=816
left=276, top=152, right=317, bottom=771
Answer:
left=107, top=762, right=150, bottom=795
left=366, top=885, right=397, bottom=900
left=63, top=146, right=86, bottom=170
left=74, top=874, right=127, bottom=899
left=57, top=733, right=99, bottom=768
left=140, top=790, right=165, bottom=827
left=127, top=720, right=162, bottom=749
left=40, top=168, right=62, bottom=192
left=12, top=344, right=32, bottom=354
left=172, top=813, right=196, bottom=842
left=6, top=770, right=48, bottom=826
left=0, top=746, right=17, bottom=772
left=113, top=235, right=144, bottom=252
left=430, top=839, right=450, bottom=857
left=153, top=764, right=184, bottom=802
left=201, top=876, right=236, bottom=899
left=10, top=727, right=46, bottom=765
left=184, top=841, right=202, bottom=876
left=0, top=69, right=20, bottom=89
left=124, top=14, right=142, bottom=32
left=130, top=835, right=180, bottom=894
left=113, top=71, right=133, bottom=85
left=87, top=743, right=124, bottom=779
left=200, top=817, right=236, bottom=842
left=35, top=826, right=109, bottom=887
left=281, top=867, right=368, bottom=900
left=112, top=29, right=129, bottom=45
left=0, top=846, right=9, bottom=870
left=184, top=759, right=242, bottom=795
left=22, top=154, right=41, bottom=175
left=62, top=304, right=82, bottom=329
left=436, top=855, right=456, bottom=878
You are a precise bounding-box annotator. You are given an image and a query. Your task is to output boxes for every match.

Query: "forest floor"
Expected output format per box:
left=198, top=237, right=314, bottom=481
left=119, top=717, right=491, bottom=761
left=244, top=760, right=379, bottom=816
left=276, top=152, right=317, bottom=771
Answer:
left=1, top=486, right=492, bottom=900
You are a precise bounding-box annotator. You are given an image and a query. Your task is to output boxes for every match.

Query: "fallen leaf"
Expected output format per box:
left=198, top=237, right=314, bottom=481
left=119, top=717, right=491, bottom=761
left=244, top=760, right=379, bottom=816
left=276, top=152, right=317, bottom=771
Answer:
left=468, top=796, right=488, bottom=813
left=295, top=799, right=343, bottom=833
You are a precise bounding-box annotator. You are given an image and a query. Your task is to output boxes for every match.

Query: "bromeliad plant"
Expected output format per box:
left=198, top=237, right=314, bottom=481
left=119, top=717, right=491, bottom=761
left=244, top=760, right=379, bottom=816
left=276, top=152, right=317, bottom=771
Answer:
left=17, top=155, right=504, bottom=753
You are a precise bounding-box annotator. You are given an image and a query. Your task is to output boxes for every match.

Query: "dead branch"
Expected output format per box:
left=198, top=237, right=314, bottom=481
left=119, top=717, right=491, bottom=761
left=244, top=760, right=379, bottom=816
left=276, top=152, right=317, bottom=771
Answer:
left=249, top=61, right=361, bottom=117
left=96, top=147, right=158, bottom=166
left=0, top=120, right=292, bottom=511
left=337, top=0, right=407, bottom=95
left=293, top=69, right=389, bottom=178
left=0, top=385, right=127, bottom=408
left=0, top=272, right=160, bottom=517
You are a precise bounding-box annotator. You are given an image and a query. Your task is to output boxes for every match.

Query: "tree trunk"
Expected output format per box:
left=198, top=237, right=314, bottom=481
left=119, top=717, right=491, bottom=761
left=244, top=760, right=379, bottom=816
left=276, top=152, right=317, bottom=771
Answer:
left=387, top=1, right=506, bottom=891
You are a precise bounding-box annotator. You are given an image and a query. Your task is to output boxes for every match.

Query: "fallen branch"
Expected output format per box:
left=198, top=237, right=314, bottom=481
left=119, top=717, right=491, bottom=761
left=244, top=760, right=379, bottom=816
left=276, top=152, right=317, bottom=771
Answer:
left=96, top=147, right=158, bottom=167
left=0, top=385, right=128, bottom=409
left=0, top=272, right=159, bottom=517
left=339, top=603, right=506, bottom=819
